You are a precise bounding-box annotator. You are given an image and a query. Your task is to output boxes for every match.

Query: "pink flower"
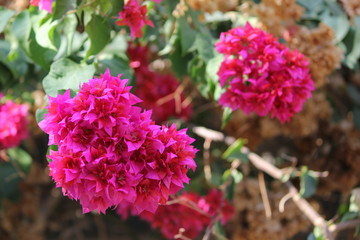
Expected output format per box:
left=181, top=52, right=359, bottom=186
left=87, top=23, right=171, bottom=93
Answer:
left=216, top=22, right=314, bottom=123
left=116, top=0, right=154, bottom=39
left=30, top=0, right=52, bottom=13
left=0, top=95, right=29, bottom=149
left=127, top=43, right=192, bottom=123
left=118, top=189, right=234, bottom=239
left=39, top=69, right=197, bottom=214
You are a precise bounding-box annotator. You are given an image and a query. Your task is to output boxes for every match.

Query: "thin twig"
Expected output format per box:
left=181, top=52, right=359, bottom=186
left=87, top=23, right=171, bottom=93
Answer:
left=191, top=125, right=334, bottom=240
left=203, top=138, right=212, bottom=184
left=329, top=219, right=360, bottom=233
left=258, top=172, right=272, bottom=218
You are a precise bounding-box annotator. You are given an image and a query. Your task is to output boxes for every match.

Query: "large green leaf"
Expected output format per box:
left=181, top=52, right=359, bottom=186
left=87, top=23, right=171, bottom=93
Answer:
left=53, top=0, right=76, bottom=20
left=42, top=58, right=96, bottom=97
left=84, top=14, right=111, bottom=60
left=0, top=6, right=15, bottom=33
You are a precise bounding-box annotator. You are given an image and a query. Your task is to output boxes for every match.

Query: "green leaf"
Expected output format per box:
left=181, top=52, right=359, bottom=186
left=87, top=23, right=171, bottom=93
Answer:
left=46, top=145, right=58, bottom=162
left=320, top=9, right=349, bottom=42
left=194, top=32, right=215, bottom=61
left=84, top=14, right=111, bottom=60
left=53, top=0, right=76, bottom=20
left=221, top=107, right=233, bottom=128
left=97, top=54, right=134, bottom=81
left=206, top=53, right=224, bottom=101
left=178, top=16, right=197, bottom=54
left=7, top=148, right=32, bottom=174
left=42, top=58, right=96, bottom=97
left=36, top=108, right=48, bottom=123
left=10, top=11, right=31, bottom=45
left=222, top=138, right=247, bottom=160
left=299, top=166, right=318, bottom=198
left=0, top=6, right=15, bottom=33
left=0, top=161, right=21, bottom=199
left=109, top=0, right=124, bottom=16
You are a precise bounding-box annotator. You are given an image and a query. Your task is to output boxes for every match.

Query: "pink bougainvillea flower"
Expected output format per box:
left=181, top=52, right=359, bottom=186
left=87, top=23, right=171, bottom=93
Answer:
left=216, top=22, right=314, bottom=123
left=0, top=95, right=29, bottom=149
left=39, top=69, right=197, bottom=214
left=30, top=0, right=52, bottom=13
left=116, top=0, right=154, bottom=39
left=127, top=43, right=192, bottom=123
left=117, top=189, right=234, bottom=239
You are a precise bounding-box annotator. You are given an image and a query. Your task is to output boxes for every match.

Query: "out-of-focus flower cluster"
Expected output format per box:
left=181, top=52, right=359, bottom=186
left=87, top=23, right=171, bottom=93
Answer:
left=216, top=23, right=314, bottom=123
left=118, top=189, right=234, bottom=239
left=39, top=70, right=197, bottom=214
left=340, top=0, right=360, bottom=18
left=127, top=43, right=191, bottom=123
left=186, top=0, right=237, bottom=13
left=0, top=94, right=29, bottom=150
left=251, top=0, right=304, bottom=36
left=29, top=0, right=52, bottom=13
left=284, top=24, right=342, bottom=88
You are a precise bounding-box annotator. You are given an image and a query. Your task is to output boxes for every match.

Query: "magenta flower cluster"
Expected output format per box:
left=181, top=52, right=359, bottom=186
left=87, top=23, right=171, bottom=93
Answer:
left=39, top=70, right=197, bottom=214
left=0, top=94, right=29, bottom=150
left=216, top=23, right=314, bottom=123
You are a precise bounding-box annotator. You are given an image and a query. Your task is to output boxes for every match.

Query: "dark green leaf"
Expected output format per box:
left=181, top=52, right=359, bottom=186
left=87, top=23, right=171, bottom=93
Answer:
left=178, top=16, right=196, bottom=54
left=300, top=166, right=318, bottom=198
left=84, top=14, right=111, bottom=60
left=0, top=161, right=21, bottom=199
left=97, top=54, right=134, bottom=81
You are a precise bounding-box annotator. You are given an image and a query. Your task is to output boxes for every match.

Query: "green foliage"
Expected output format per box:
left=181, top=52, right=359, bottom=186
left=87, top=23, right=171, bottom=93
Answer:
left=299, top=166, right=318, bottom=198
left=42, top=58, right=95, bottom=96
left=84, top=14, right=111, bottom=60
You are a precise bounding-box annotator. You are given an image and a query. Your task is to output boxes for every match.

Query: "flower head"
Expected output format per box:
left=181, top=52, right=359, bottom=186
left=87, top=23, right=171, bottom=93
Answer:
left=216, top=22, right=314, bottom=123
left=30, top=0, right=52, bottom=13
left=116, top=0, right=154, bottom=39
left=0, top=95, right=29, bottom=149
left=39, top=69, right=197, bottom=214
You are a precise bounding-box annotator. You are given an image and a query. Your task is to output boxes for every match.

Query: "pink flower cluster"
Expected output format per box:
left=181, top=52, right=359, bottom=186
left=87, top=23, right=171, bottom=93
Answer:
left=30, top=0, right=52, bottom=13
left=116, top=0, right=156, bottom=39
left=118, top=189, right=234, bottom=239
left=39, top=70, right=197, bottom=214
left=216, top=23, right=314, bottom=123
left=127, top=43, right=191, bottom=123
left=0, top=95, right=29, bottom=150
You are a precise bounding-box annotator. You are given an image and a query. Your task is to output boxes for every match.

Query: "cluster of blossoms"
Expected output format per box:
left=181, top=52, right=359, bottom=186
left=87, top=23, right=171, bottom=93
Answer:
left=30, top=0, right=52, bottom=13
left=116, top=0, right=161, bottom=38
left=0, top=94, right=29, bottom=150
left=118, top=189, right=234, bottom=239
left=216, top=22, right=314, bottom=123
left=39, top=70, right=197, bottom=214
left=127, top=43, right=191, bottom=123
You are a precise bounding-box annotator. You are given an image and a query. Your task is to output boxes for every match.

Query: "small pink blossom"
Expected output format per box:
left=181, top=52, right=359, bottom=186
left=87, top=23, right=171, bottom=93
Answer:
left=39, top=69, right=197, bottom=214
left=216, top=22, right=314, bottom=123
left=116, top=0, right=154, bottom=39
left=0, top=95, right=29, bottom=149
left=30, top=0, right=52, bottom=13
